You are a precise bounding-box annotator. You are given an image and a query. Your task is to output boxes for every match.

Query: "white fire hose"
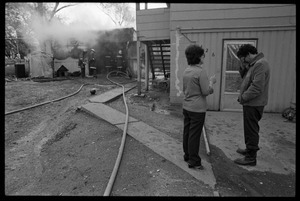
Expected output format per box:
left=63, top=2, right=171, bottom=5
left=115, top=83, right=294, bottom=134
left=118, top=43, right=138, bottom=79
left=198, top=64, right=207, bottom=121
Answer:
left=202, top=124, right=210, bottom=156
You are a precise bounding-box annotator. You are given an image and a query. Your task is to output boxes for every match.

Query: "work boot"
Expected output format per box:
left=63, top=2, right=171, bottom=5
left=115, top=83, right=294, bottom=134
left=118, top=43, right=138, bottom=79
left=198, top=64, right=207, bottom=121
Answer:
left=187, top=161, right=204, bottom=170
left=234, top=157, right=256, bottom=166
left=236, top=148, right=249, bottom=156
left=183, top=154, right=189, bottom=162
left=234, top=150, right=257, bottom=166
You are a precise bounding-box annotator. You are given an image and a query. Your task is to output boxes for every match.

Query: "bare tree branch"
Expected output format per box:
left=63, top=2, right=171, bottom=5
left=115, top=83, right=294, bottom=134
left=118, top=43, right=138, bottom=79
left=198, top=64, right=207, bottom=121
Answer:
left=98, top=3, right=134, bottom=27
left=55, top=4, right=77, bottom=14
left=99, top=7, right=118, bottom=26
left=49, top=3, right=78, bottom=21
left=48, top=2, right=59, bottom=21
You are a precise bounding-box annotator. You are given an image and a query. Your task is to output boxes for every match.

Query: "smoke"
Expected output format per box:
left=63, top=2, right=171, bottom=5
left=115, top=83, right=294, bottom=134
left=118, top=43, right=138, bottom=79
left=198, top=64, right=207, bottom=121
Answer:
left=22, top=3, right=121, bottom=51
left=29, top=15, right=100, bottom=47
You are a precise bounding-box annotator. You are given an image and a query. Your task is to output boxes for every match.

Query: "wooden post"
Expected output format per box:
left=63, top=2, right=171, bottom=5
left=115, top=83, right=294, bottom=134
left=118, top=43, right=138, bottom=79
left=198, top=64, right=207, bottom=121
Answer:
left=136, top=40, right=141, bottom=95
left=145, top=44, right=149, bottom=91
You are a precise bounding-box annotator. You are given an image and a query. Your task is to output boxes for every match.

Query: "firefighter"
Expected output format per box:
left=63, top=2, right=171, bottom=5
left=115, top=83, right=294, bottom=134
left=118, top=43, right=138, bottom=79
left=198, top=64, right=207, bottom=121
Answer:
left=116, top=49, right=123, bottom=72
left=89, top=49, right=97, bottom=78
left=78, top=50, right=87, bottom=78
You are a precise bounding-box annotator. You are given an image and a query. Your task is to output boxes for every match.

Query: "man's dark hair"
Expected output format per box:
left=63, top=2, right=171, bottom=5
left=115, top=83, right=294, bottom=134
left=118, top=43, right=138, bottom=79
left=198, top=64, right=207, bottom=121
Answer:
left=237, top=44, right=258, bottom=58
left=185, top=44, right=204, bottom=65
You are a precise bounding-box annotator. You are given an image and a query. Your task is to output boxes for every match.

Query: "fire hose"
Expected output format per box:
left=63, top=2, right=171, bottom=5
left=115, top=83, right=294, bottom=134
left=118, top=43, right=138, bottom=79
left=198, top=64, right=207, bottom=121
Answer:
left=103, top=70, right=132, bottom=196
left=103, top=71, right=211, bottom=195
left=202, top=125, right=210, bottom=156
left=5, top=83, right=91, bottom=116
left=5, top=70, right=135, bottom=196
left=5, top=71, right=133, bottom=116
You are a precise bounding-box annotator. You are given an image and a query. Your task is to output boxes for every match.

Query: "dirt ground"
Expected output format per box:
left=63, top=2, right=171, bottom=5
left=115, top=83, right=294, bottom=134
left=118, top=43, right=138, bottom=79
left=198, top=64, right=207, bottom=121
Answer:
left=4, top=74, right=295, bottom=196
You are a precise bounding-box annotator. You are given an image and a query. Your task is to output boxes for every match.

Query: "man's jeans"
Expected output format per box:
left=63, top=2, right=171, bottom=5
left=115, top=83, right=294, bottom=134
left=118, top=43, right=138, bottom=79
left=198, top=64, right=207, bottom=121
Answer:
left=243, top=106, right=264, bottom=152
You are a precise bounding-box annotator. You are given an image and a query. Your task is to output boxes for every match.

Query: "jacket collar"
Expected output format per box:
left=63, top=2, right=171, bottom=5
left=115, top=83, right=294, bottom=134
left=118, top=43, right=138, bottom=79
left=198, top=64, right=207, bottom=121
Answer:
left=249, top=53, right=264, bottom=66
left=190, top=64, right=203, bottom=68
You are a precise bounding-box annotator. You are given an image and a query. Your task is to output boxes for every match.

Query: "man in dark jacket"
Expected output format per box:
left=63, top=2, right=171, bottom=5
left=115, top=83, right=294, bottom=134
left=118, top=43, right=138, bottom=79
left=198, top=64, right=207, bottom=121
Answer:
left=234, top=44, right=270, bottom=166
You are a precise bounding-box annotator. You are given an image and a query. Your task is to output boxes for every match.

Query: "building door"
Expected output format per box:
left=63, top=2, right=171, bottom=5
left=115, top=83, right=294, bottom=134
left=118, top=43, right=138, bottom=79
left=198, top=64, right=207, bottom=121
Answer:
left=220, top=40, right=257, bottom=111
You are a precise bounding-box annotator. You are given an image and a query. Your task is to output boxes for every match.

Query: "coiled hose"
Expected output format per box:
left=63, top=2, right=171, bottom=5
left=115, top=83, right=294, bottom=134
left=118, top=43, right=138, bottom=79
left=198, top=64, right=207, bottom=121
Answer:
left=103, top=70, right=133, bottom=196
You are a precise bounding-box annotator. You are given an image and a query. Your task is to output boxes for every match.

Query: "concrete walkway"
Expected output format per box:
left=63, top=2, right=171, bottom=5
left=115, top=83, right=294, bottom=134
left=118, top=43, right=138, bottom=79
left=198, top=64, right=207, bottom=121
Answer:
left=89, top=85, right=136, bottom=103
left=81, top=85, right=218, bottom=194
left=80, top=84, right=295, bottom=196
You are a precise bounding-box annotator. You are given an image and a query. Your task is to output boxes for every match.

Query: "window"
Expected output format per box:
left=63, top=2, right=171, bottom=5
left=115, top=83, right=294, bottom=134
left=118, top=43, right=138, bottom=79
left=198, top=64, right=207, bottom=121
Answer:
left=139, top=3, right=168, bottom=10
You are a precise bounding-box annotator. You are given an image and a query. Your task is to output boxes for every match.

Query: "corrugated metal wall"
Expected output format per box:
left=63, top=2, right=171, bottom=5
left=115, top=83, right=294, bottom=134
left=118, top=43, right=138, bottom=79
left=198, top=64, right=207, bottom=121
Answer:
left=170, top=29, right=296, bottom=113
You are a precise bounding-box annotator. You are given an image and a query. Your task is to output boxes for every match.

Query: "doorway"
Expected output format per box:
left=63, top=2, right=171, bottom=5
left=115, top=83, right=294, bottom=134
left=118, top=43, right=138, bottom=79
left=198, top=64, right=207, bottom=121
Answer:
left=220, top=39, right=257, bottom=111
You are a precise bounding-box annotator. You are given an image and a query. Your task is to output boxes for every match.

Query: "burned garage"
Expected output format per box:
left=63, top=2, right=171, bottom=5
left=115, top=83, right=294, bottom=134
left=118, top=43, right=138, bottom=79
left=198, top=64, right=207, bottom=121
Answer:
left=51, top=28, right=136, bottom=78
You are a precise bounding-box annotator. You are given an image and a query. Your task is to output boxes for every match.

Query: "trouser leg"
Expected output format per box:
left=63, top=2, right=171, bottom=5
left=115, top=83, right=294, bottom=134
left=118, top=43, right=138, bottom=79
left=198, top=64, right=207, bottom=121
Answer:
left=243, top=106, right=264, bottom=154
left=183, top=109, right=190, bottom=158
left=81, top=68, right=85, bottom=78
left=187, top=111, right=206, bottom=165
left=94, top=69, right=97, bottom=77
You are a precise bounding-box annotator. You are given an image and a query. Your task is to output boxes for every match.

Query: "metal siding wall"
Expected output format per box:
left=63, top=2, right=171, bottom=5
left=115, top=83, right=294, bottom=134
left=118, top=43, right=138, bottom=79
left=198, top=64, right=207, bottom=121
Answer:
left=269, top=32, right=279, bottom=112
left=200, top=32, right=220, bottom=110
left=170, top=29, right=295, bottom=112
left=280, top=31, right=292, bottom=109
left=266, top=30, right=296, bottom=112
left=170, top=4, right=295, bottom=31
left=171, top=4, right=291, bottom=12
left=136, top=8, right=170, bottom=41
